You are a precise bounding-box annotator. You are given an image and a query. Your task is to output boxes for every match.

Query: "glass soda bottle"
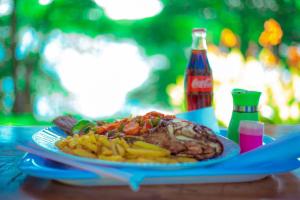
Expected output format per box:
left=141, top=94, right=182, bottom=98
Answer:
left=185, top=28, right=213, bottom=111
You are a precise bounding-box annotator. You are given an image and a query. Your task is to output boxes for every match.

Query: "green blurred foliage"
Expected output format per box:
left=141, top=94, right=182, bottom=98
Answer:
left=0, top=0, right=300, bottom=125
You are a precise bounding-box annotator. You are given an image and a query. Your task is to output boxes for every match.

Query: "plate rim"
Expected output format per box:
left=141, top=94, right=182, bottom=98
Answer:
left=31, top=126, right=241, bottom=169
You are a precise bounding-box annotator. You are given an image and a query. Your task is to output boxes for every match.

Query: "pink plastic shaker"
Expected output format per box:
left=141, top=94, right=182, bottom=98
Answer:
left=239, top=120, right=264, bottom=153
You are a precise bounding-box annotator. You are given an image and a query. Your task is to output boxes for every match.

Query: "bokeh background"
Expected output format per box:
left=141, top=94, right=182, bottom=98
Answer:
left=0, top=0, right=300, bottom=126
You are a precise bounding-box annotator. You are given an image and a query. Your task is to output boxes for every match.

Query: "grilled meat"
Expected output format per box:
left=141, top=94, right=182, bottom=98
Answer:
left=144, top=119, right=223, bottom=160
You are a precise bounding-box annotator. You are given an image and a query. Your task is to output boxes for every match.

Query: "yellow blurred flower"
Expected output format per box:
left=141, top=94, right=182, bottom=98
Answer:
left=288, top=46, right=300, bottom=70
left=259, top=18, right=283, bottom=47
left=259, top=47, right=278, bottom=66
left=207, top=44, right=220, bottom=54
left=221, top=28, right=238, bottom=48
left=166, top=76, right=184, bottom=107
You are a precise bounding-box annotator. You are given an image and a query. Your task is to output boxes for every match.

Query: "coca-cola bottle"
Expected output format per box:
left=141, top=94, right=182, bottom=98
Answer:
left=185, top=28, right=213, bottom=111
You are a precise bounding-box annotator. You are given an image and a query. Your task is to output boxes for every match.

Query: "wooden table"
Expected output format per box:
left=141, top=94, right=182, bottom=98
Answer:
left=1, top=125, right=300, bottom=200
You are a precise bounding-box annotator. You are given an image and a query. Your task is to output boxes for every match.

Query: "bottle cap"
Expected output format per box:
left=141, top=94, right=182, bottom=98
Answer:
left=192, top=28, right=206, bottom=37
left=192, top=28, right=206, bottom=33
left=239, top=120, right=264, bottom=136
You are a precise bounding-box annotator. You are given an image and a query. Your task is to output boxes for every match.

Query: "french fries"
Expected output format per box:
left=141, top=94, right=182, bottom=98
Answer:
left=126, top=148, right=170, bottom=157
left=55, top=132, right=196, bottom=163
left=132, top=141, right=170, bottom=153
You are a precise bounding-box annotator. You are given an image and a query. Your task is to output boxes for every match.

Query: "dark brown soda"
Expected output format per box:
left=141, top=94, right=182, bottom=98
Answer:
left=185, top=29, right=213, bottom=111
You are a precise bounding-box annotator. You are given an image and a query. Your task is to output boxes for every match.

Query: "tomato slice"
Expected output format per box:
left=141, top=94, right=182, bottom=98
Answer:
left=123, top=121, right=140, bottom=135
left=164, top=115, right=176, bottom=119
left=96, top=126, right=107, bottom=134
left=140, top=120, right=152, bottom=133
left=144, top=111, right=164, bottom=118
left=95, top=121, right=120, bottom=134
left=105, top=122, right=120, bottom=130
left=143, top=111, right=175, bottom=120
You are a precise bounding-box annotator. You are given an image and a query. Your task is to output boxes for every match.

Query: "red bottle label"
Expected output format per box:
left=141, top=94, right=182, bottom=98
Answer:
left=187, top=76, right=212, bottom=92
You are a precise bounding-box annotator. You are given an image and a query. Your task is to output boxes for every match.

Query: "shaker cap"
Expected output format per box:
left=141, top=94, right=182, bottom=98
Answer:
left=239, top=120, right=264, bottom=136
left=232, top=88, right=261, bottom=107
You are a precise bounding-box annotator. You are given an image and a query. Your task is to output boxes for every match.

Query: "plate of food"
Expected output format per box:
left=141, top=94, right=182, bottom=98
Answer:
left=32, top=111, right=240, bottom=169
